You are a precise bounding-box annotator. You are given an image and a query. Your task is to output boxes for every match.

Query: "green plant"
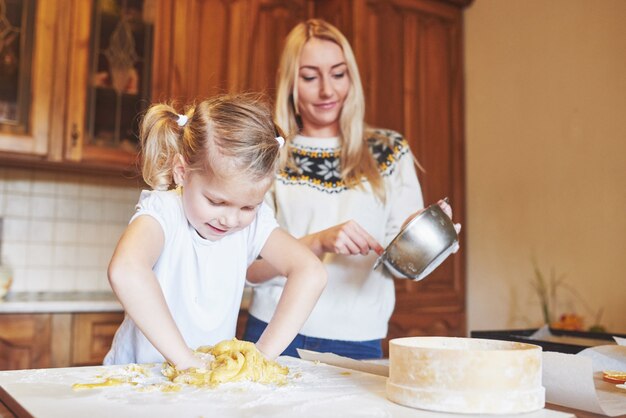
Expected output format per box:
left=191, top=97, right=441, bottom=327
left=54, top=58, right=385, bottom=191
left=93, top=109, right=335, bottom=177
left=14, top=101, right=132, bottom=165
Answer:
left=530, top=261, right=566, bottom=325
left=530, top=260, right=606, bottom=332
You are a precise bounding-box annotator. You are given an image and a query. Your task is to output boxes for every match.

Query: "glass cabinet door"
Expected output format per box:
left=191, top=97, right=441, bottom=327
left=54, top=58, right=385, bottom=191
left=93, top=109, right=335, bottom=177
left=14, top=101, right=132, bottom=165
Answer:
left=87, top=0, right=154, bottom=153
left=66, top=0, right=155, bottom=167
left=0, top=0, right=53, bottom=155
left=0, top=0, right=35, bottom=132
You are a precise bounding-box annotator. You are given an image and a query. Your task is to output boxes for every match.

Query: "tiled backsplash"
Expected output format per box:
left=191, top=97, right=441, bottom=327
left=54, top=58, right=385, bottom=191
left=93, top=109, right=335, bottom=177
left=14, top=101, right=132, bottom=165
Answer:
left=0, top=167, right=143, bottom=292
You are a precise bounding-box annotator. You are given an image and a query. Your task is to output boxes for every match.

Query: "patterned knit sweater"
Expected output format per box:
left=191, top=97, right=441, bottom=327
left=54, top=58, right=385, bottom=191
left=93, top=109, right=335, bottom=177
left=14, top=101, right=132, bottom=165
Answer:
left=249, top=129, right=424, bottom=340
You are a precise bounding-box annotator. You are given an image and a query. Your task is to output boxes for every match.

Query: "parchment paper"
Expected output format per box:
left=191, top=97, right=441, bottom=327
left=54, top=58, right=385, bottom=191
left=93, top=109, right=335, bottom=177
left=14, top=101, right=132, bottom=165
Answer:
left=531, top=327, right=626, bottom=416
left=297, top=349, right=389, bottom=376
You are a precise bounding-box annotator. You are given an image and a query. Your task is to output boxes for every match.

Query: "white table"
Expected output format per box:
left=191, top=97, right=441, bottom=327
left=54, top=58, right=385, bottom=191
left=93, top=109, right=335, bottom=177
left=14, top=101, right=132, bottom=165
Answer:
left=0, top=357, right=574, bottom=418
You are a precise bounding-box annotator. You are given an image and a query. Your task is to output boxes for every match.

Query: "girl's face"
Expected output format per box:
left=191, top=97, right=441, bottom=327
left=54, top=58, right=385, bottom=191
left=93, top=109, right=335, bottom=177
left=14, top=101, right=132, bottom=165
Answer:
left=296, top=37, right=351, bottom=137
left=176, top=164, right=271, bottom=241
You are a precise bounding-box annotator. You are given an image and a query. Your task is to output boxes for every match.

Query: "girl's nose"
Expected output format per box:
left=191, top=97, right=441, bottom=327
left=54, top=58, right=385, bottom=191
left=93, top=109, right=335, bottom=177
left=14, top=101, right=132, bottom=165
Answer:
left=219, top=210, right=238, bottom=228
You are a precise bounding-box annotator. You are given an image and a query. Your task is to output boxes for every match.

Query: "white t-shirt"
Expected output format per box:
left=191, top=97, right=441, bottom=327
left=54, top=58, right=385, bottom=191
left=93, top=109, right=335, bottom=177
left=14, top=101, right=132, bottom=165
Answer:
left=104, top=189, right=278, bottom=365
left=249, top=130, right=424, bottom=341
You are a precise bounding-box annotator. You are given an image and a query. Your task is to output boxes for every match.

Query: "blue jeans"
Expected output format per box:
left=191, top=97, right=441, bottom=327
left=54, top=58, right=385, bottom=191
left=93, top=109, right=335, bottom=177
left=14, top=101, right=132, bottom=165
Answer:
left=243, top=314, right=383, bottom=360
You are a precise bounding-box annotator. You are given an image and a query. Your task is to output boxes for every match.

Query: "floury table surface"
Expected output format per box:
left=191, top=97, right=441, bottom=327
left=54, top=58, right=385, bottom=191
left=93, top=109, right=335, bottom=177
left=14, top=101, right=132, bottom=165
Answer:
left=0, top=357, right=574, bottom=418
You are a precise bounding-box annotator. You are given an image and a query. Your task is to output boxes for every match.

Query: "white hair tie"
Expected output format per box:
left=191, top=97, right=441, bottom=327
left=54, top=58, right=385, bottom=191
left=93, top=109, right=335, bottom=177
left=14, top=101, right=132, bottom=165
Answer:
left=275, top=136, right=285, bottom=148
left=176, top=114, right=188, bottom=127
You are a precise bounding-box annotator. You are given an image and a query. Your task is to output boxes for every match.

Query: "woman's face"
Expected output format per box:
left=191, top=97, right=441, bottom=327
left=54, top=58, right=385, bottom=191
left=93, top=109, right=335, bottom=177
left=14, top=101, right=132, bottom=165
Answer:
left=296, top=38, right=351, bottom=137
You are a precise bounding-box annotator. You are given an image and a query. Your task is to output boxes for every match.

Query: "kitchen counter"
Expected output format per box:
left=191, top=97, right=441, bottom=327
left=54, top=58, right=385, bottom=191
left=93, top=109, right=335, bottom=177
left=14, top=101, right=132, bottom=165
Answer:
left=0, top=288, right=253, bottom=314
left=0, top=357, right=575, bottom=418
left=0, top=291, right=123, bottom=313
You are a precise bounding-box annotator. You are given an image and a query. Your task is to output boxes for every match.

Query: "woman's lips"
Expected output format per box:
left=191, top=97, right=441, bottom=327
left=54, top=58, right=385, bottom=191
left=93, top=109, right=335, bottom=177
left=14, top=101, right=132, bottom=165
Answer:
left=315, top=101, right=337, bottom=110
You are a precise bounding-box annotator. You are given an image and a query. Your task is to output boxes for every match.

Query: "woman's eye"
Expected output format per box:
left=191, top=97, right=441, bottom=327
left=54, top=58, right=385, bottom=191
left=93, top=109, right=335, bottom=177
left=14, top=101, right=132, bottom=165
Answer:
left=332, top=72, right=346, bottom=79
left=301, top=75, right=317, bottom=82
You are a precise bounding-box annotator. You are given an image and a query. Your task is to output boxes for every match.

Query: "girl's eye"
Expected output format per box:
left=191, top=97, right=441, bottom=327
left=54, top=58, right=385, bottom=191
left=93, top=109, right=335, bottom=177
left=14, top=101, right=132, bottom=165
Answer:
left=301, top=75, right=317, bottom=82
left=207, top=198, right=224, bottom=206
left=332, top=72, right=346, bottom=79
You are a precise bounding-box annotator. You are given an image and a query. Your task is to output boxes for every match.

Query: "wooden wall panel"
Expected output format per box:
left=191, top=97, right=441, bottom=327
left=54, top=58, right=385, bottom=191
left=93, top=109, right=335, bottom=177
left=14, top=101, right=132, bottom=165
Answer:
left=315, top=0, right=468, bottom=342
left=169, top=0, right=309, bottom=102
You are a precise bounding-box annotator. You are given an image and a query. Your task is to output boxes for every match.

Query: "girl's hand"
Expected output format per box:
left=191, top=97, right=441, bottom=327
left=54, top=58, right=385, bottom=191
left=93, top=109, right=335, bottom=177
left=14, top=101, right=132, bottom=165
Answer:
left=253, top=229, right=327, bottom=359
left=311, top=220, right=384, bottom=256
left=174, top=352, right=206, bottom=371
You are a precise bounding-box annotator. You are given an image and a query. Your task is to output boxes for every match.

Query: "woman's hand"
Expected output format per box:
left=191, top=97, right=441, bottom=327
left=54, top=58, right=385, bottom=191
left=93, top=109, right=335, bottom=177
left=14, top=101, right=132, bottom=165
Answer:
left=247, top=222, right=382, bottom=284
left=400, top=199, right=462, bottom=253
left=308, top=220, right=384, bottom=257
left=436, top=198, right=462, bottom=235
left=402, top=199, right=462, bottom=234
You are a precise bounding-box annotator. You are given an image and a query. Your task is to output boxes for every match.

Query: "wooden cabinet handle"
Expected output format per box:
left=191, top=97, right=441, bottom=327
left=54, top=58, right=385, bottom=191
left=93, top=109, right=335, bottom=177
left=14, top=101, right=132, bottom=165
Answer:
left=70, top=123, right=80, bottom=147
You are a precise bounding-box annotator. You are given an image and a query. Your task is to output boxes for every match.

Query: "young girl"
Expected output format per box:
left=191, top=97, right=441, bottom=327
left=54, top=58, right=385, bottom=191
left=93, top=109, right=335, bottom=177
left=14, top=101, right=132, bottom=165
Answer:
left=104, top=93, right=327, bottom=369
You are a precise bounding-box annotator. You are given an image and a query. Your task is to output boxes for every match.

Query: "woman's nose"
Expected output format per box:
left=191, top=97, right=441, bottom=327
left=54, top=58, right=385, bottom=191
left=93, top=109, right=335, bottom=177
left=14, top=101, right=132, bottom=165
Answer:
left=319, top=76, right=332, bottom=98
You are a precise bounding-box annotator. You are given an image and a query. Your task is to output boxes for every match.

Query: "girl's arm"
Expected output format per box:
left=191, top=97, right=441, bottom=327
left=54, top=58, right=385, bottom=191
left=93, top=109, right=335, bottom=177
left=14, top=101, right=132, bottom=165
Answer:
left=252, top=228, right=327, bottom=359
left=108, top=215, right=202, bottom=369
left=247, top=221, right=382, bottom=283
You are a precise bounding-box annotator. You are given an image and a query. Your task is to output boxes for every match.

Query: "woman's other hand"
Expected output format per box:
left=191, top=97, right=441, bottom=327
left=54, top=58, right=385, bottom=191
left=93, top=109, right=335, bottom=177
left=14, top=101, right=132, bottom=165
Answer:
left=437, top=198, right=461, bottom=253
left=400, top=199, right=462, bottom=253
left=436, top=198, right=462, bottom=234
left=402, top=199, right=461, bottom=234
left=309, top=220, right=384, bottom=257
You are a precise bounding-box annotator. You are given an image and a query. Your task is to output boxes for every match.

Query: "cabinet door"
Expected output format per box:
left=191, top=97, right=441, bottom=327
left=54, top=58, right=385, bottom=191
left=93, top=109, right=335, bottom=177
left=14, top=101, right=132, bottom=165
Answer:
left=64, top=0, right=157, bottom=170
left=0, top=1, right=58, bottom=157
left=0, top=314, right=51, bottom=370
left=316, top=0, right=468, bottom=348
left=363, top=0, right=467, bottom=341
left=167, top=0, right=310, bottom=102
left=71, top=312, right=124, bottom=366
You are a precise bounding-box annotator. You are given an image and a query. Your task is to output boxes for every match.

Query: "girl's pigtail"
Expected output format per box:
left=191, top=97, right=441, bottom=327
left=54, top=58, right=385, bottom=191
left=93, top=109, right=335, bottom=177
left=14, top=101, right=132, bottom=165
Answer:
left=140, top=104, right=186, bottom=190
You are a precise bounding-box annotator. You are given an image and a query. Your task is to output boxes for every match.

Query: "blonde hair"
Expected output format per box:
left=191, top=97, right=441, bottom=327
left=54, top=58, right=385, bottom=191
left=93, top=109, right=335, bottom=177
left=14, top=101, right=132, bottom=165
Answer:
left=275, top=19, right=386, bottom=201
left=140, top=93, right=281, bottom=190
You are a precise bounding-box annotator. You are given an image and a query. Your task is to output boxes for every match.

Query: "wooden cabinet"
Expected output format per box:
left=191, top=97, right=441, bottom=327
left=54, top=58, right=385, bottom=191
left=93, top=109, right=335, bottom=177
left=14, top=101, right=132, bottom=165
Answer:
left=64, top=0, right=164, bottom=171
left=0, top=0, right=169, bottom=174
left=71, top=313, right=125, bottom=366
left=315, top=0, right=470, bottom=352
left=0, top=312, right=123, bottom=370
left=162, top=0, right=311, bottom=102
left=0, top=314, right=51, bottom=370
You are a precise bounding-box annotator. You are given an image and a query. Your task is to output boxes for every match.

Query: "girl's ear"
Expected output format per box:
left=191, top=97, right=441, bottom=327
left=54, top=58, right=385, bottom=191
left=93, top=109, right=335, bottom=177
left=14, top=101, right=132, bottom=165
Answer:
left=172, top=154, right=187, bottom=186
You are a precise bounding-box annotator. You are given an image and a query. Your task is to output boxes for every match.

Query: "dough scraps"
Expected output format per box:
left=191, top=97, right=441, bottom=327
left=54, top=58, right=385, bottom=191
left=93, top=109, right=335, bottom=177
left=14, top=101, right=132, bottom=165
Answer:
left=163, top=338, right=288, bottom=387
left=72, top=338, right=288, bottom=392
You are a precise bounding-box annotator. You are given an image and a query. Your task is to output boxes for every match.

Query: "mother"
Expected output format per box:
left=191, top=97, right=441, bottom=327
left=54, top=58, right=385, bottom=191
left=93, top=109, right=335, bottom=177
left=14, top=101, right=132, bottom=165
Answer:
left=244, top=19, right=457, bottom=359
